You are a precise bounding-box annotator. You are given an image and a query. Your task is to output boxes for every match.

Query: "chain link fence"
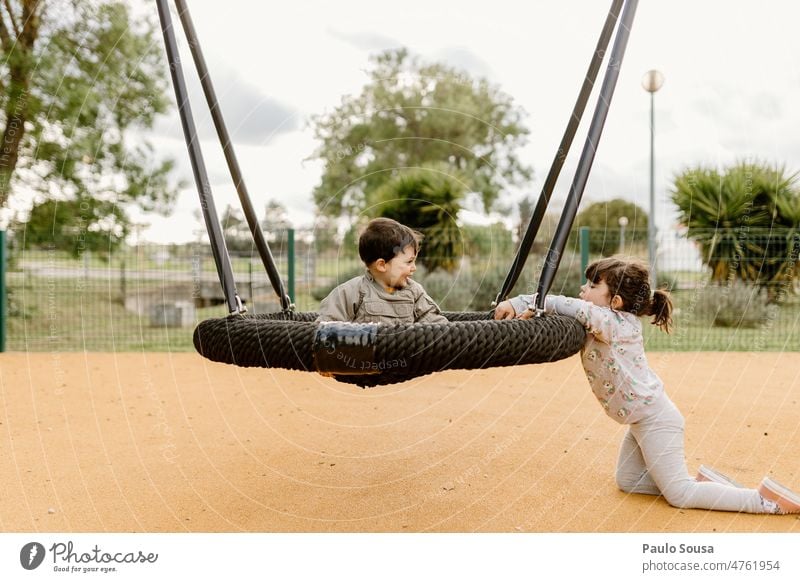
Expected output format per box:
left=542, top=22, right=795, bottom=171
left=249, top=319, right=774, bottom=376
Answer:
left=5, top=228, right=799, bottom=352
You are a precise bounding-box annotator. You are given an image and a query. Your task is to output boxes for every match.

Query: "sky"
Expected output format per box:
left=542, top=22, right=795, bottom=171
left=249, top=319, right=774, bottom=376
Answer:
left=130, top=0, right=800, bottom=243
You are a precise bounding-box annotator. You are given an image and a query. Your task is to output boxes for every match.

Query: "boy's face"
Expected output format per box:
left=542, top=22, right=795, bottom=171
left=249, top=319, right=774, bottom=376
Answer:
left=372, top=244, right=417, bottom=291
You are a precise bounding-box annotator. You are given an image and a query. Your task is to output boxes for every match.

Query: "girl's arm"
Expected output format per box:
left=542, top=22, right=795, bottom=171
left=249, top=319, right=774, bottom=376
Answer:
left=543, top=295, right=619, bottom=343
left=507, top=294, right=619, bottom=343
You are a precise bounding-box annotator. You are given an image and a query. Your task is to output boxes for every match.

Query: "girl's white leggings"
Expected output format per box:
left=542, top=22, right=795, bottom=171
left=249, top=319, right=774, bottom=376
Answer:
left=615, top=396, right=766, bottom=513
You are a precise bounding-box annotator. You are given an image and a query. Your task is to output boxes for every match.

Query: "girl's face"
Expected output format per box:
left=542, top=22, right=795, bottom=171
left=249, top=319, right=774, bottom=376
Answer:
left=580, top=278, right=614, bottom=307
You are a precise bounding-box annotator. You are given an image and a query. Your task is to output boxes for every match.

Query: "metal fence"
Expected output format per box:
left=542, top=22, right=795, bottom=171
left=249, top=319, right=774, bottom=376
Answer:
left=5, top=228, right=799, bottom=352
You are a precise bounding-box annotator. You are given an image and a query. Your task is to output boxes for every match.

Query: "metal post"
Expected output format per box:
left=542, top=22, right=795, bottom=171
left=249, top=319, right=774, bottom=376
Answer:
left=248, top=260, right=253, bottom=310
left=287, top=228, right=295, bottom=304
left=83, top=250, right=90, bottom=287
left=120, top=257, right=126, bottom=306
left=0, top=230, right=6, bottom=352
left=580, top=227, right=590, bottom=277
left=648, top=91, right=658, bottom=287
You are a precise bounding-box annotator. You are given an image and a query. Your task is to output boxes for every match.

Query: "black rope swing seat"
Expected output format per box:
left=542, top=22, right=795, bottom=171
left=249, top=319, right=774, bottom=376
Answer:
left=193, top=311, right=587, bottom=387
left=156, top=0, right=639, bottom=387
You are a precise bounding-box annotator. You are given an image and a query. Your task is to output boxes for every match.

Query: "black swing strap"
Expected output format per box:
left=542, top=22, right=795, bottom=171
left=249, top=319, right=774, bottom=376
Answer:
left=155, top=0, right=243, bottom=314
left=173, top=0, right=292, bottom=312
left=536, top=0, right=639, bottom=309
left=495, top=0, right=624, bottom=305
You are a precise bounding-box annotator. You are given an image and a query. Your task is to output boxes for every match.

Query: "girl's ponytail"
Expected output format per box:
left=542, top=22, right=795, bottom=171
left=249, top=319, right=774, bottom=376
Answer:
left=646, top=289, right=674, bottom=334
left=586, top=256, right=675, bottom=333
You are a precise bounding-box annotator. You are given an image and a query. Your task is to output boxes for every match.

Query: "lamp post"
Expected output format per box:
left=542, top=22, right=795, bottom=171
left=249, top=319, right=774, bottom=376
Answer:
left=642, top=69, right=664, bottom=287
left=618, top=215, right=628, bottom=254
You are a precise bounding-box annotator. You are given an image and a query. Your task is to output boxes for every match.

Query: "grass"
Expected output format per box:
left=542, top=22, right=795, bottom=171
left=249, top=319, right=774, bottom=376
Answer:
left=9, top=238, right=800, bottom=353
left=643, top=317, right=799, bottom=351
left=8, top=274, right=207, bottom=351
left=7, top=272, right=800, bottom=353
left=644, top=289, right=800, bottom=351
left=7, top=271, right=325, bottom=352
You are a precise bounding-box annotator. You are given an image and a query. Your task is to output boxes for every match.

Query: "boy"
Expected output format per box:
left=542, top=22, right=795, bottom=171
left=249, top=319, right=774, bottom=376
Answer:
left=316, top=218, right=448, bottom=324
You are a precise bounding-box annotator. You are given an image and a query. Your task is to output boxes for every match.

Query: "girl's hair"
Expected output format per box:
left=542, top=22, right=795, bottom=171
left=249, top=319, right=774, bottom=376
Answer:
left=585, top=255, right=674, bottom=333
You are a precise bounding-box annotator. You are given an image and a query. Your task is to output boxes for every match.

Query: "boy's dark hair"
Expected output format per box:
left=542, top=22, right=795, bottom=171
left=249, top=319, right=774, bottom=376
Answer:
left=585, top=255, right=674, bottom=333
left=358, top=218, right=422, bottom=265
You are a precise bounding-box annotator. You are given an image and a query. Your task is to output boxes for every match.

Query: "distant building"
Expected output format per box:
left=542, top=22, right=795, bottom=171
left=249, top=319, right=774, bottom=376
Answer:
left=658, top=225, right=705, bottom=273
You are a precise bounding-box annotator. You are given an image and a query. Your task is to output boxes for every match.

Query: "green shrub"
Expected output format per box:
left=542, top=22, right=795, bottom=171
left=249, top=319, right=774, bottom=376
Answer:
left=425, top=252, right=586, bottom=311
left=311, top=264, right=365, bottom=302
left=656, top=271, right=680, bottom=293
left=414, top=267, right=478, bottom=311
left=696, top=283, right=770, bottom=328
left=672, top=161, right=800, bottom=287
left=7, top=287, right=33, bottom=319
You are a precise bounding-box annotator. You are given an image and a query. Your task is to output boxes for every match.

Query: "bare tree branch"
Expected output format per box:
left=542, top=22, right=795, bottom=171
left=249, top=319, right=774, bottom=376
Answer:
left=19, top=0, right=40, bottom=48
left=0, top=7, right=11, bottom=51
left=21, top=0, right=41, bottom=38
left=0, top=0, right=42, bottom=207
left=1, top=0, right=20, bottom=37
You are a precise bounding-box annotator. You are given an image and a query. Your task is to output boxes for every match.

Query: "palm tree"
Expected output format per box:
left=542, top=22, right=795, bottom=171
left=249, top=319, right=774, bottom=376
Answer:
left=672, top=161, right=800, bottom=292
left=369, top=164, right=466, bottom=272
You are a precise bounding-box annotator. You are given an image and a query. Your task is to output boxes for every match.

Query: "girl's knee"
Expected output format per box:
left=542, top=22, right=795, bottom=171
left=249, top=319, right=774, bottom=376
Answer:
left=616, top=471, right=660, bottom=495
left=664, top=495, right=692, bottom=509
left=616, top=474, right=637, bottom=493
left=659, top=480, right=695, bottom=508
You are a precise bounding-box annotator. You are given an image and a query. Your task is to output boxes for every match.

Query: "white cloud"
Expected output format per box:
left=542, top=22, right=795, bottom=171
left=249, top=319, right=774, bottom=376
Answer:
left=326, top=28, right=402, bottom=52
left=136, top=0, right=800, bottom=244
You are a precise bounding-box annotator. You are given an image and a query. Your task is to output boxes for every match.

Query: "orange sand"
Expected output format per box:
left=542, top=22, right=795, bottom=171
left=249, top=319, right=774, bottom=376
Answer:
left=1, top=352, right=799, bottom=532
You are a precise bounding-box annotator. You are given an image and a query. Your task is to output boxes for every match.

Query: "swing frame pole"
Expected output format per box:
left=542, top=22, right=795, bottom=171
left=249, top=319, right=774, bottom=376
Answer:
left=156, top=0, right=243, bottom=314
left=495, top=0, right=624, bottom=306
left=535, top=0, right=639, bottom=309
left=173, top=0, right=292, bottom=311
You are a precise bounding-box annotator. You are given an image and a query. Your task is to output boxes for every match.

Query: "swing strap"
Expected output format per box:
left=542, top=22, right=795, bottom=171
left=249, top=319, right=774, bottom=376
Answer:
left=156, top=0, right=292, bottom=313
left=536, top=0, right=639, bottom=309
left=495, top=0, right=624, bottom=305
left=156, top=0, right=243, bottom=314
left=173, top=0, right=292, bottom=311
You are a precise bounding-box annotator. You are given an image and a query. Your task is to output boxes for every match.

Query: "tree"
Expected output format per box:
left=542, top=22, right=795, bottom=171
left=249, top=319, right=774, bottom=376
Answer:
left=2, top=1, right=179, bottom=251
left=310, top=213, right=338, bottom=254
left=220, top=204, right=251, bottom=253
left=463, top=222, right=514, bottom=259
left=261, top=199, right=292, bottom=241
left=573, top=198, right=649, bottom=254
left=20, top=197, right=126, bottom=256
left=516, top=195, right=534, bottom=243
left=309, top=48, right=531, bottom=219
left=672, top=161, right=800, bottom=289
left=371, top=164, right=465, bottom=272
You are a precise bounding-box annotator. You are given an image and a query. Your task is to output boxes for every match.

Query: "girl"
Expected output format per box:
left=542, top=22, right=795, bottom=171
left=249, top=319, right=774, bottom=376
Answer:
left=494, top=256, right=799, bottom=514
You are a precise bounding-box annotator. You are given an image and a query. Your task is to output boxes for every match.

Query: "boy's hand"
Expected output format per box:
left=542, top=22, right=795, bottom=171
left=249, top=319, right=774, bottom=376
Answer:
left=493, top=300, right=517, bottom=320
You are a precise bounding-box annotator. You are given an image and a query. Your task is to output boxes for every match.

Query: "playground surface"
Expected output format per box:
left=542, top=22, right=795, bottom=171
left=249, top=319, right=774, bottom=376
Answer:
left=1, top=351, right=799, bottom=532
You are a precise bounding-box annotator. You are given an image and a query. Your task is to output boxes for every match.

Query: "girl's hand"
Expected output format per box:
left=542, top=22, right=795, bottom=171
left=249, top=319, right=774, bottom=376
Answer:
left=514, top=293, right=538, bottom=320
left=493, top=301, right=517, bottom=320
left=516, top=307, right=535, bottom=320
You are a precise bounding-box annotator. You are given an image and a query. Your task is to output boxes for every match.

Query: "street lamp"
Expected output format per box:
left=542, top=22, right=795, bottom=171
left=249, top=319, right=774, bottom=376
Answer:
left=642, top=69, right=664, bottom=288
left=618, top=215, right=628, bottom=254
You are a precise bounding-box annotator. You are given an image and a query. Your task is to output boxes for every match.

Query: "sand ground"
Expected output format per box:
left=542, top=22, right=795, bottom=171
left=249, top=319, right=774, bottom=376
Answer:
left=1, top=351, right=799, bottom=532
